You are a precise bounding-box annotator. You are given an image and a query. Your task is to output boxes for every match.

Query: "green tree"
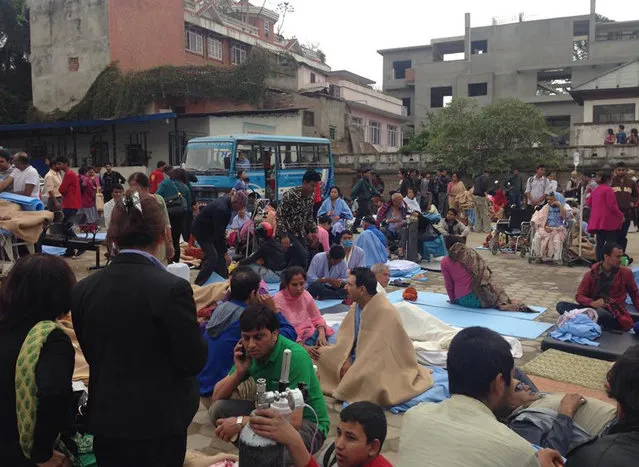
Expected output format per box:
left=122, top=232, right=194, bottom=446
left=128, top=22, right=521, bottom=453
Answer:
left=0, top=0, right=31, bottom=124
left=407, top=97, right=554, bottom=175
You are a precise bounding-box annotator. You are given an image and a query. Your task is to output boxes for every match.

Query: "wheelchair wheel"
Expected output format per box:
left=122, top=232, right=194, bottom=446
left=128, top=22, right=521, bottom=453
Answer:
left=490, top=238, right=499, bottom=255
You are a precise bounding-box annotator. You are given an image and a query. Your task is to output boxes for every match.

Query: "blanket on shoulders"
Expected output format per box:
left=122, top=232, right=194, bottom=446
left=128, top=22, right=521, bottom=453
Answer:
left=317, top=292, right=433, bottom=406
left=192, top=281, right=229, bottom=311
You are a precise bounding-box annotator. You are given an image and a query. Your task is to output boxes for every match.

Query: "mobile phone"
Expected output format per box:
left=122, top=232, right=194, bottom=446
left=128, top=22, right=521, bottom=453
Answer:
left=238, top=341, right=248, bottom=360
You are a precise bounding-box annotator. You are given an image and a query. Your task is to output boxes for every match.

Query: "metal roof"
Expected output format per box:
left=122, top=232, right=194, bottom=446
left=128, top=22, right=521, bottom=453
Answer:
left=0, top=112, right=177, bottom=133
left=188, top=134, right=331, bottom=144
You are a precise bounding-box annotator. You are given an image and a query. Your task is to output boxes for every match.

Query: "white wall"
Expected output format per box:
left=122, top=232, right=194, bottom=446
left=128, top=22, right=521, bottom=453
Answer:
left=208, top=113, right=303, bottom=137
left=338, top=80, right=404, bottom=115
left=297, top=64, right=327, bottom=89
left=583, top=97, right=639, bottom=123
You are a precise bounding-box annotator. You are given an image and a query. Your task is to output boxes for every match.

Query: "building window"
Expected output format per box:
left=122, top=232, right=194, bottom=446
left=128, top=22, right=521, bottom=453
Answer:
left=264, top=20, right=270, bottom=38
left=431, top=86, right=453, bottom=108
left=207, top=37, right=223, bottom=60
left=303, top=111, right=315, bottom=126
left=593, top=104, right=636, bottom=124
left=329, top=126, right=336, bottom=140
left=401, top=97, right=411, bottom=116
left=468, top=82, right=488, bottom=97
left=310, top=72, right=316, bottom=84
left=471, top=40, right=488, bottom=55
left=68, top=57, right=79, bottom=72
left=231, top=44, right=247, bottom=65
left=392, top=60, right=411, bottom=80
left=351, top=116, right=362, bottom=128
left=185, top=29, right=204, bottom=55
left=369, top=121, right=381, bottom=145
left=388, top=125, right=398, bottom=148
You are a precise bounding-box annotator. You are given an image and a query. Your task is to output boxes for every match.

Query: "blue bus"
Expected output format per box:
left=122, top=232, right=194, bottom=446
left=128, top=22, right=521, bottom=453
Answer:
left=182, top=134, right=334, bottom=203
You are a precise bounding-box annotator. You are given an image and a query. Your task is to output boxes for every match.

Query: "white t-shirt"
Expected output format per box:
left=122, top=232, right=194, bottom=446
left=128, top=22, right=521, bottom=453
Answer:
left=12, top=166, right=40, bottom=198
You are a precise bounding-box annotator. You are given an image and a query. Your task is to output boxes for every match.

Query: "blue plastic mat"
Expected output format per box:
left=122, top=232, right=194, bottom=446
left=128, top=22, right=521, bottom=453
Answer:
left=42, top=245, right=66, bottom=256
left=0, top=192, right=44, bottom=211
left=386, top=291, right=551, bottom=339
left=386, top=290, right=545, bottom=320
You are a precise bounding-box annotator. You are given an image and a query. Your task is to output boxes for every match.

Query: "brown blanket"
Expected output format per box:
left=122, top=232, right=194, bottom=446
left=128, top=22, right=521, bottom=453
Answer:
left=191, top=281, right=229, bottom=311
left=0, top=201, right=53, bottom=244
left=57, top=317, right=90, bottom=383
left=317, top=292, right=433, bottom=406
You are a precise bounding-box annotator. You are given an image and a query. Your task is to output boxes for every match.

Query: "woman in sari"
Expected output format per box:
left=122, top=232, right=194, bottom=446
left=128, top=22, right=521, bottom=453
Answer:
left=274, top=267, right=336, bottom=357
left=447, top=172, right=466, bottom=211
left=317, top=187, right=353, bottom=238
left=441, top=236, right=532, bottom=311
left=530, top=192, right=568, bottom=261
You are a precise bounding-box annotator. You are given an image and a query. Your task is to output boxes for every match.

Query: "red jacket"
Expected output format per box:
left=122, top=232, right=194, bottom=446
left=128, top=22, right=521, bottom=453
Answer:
left=59, top=170, right=81, bottom=210
left=585, top=184, right=624, bottom=232
left=149, top=168, right=165, bottom=194
left=576, top=262, right=638, bottom=331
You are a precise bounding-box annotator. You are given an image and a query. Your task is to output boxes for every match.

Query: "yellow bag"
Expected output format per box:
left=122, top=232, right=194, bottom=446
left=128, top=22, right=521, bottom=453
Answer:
left=95, top=189, right=104, bottom=212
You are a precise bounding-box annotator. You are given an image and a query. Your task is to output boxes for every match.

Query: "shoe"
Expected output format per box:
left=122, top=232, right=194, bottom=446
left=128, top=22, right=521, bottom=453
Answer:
left=62, top=250, right=75, bottom=258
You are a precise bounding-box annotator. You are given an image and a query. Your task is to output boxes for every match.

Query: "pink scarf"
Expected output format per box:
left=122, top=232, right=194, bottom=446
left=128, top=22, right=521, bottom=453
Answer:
left=274, top=289, right=334, bottom=343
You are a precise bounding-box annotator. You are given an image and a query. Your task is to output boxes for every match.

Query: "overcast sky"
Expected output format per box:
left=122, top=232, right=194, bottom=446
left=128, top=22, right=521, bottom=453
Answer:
left=263, top=0, right=626, bottom=85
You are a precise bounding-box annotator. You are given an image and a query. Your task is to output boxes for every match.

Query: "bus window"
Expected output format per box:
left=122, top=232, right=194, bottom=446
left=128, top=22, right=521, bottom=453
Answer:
left=316, top=144, right=331, bottom=166
left=278, top=144, right=299, bottom=167
left=298, top=143, right=331, bottom=167
left=259, top=145, right=277, bottom=169
left=299, top=144, right=316, bottom=164
left=236, top=143, right=256, bottom=170
left=183, top=142, right=231, bottom=173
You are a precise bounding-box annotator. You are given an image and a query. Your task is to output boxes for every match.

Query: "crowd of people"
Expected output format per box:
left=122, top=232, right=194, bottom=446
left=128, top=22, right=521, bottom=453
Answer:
left=2, top=152, right=639, bottom=467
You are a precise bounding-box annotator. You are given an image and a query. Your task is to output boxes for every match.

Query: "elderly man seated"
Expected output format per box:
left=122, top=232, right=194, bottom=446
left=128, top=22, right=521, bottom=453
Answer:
left=377, top=192, right=409, bottom=256
left=371, top=263, right=390, bottom=294
left=531, top=192, right=568, bottom=261
left=317, top=268, right=433, bottom=406
left=556, top=242, right=638, bottom=331
left=306, top=245, right=349, bottom=300
left=354, top=216, right=388, bottom=267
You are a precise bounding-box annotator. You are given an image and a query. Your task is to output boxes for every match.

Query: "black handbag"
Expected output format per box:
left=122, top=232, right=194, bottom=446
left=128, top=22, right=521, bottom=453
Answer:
left=164, top=182, right=188, bottom=215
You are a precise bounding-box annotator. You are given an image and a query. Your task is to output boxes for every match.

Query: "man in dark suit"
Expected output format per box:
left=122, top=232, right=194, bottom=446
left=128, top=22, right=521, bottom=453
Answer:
left=72, top=191, right=208, bottom=467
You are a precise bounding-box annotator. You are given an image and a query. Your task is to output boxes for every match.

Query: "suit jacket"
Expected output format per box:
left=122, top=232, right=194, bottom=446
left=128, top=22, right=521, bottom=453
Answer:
left=71, top=253, right=208, bottom=439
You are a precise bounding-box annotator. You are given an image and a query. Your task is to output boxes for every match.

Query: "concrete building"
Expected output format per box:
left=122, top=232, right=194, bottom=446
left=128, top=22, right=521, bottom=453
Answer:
left=378, top=5, right=639, bottom=144
left=570, top=60, right=639, bottom=147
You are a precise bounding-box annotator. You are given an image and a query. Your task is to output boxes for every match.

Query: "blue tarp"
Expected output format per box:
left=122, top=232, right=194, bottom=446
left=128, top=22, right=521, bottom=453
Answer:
left=0, top=192, right=44, bottom=211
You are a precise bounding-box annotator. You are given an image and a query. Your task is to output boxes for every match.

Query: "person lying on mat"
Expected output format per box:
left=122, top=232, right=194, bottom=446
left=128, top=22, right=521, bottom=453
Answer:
left=371, top=263, right=390, bottom=294
left=210, top=304, right=329, bottom=464
left=275, top=266, right=336, bottom=358
left=354, top=216, right=388, bottom=267
left=564, top=344, right=639, bottom=466
left=399, top=326, right=563, bottom=467
left=238, top=221, right=287, bottom=283
left=317, top=268, right=433, bottom=406
left=441, top=236, right=533, bottom=312
left=307, top=245, right=349, bottom=300
left=506, top=382, right=616, bottom=456
left=249, top=401, right=392, bottom=467
left=198, top=267, right=296, bottom=400
left=341, top=230, right=366, bottom=271
left=556, top=242, right=638, bottom=331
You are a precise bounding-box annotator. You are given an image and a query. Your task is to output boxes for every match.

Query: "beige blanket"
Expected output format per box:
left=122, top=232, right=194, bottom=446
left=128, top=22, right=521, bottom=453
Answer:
left=57, top=317, right=90, bottom=383
left=191, top=281, right=229, bottom=311
left=0, top=201, right=53, bottom=244
left=317, top=293, right=433, bottom=405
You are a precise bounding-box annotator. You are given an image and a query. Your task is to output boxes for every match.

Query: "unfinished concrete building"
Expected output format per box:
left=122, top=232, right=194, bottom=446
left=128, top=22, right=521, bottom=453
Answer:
left=378, top=3, right=639, bottom=144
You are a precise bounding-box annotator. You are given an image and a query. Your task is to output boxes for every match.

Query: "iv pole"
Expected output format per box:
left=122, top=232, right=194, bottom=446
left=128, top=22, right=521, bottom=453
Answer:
left=567, top=151, right=593, bottom=267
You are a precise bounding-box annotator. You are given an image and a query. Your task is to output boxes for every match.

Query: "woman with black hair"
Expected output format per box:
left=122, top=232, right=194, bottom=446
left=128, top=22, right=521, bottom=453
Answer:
left=0, top=254, right=76, bottom=467
left=156, top=168, right=192, bottom=263
left=72, top=190, right=207, bottom=467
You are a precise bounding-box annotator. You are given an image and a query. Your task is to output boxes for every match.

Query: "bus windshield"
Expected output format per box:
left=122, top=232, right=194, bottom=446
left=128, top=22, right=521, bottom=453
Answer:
left=183, top=142, right=232, bottom=173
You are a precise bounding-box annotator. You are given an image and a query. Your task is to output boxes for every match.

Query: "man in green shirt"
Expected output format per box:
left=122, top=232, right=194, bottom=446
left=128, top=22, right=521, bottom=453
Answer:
left=211, top=304, right=329, bottom=461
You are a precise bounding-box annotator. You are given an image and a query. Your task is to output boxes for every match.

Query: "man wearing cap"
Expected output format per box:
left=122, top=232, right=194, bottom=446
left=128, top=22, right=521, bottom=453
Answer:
left=193, top=191, right=248, bottom=285
left=238, top=221, right=287, bottom=283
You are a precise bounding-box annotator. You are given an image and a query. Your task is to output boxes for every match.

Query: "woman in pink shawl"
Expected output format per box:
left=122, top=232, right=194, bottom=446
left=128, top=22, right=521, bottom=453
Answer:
left=274, top=266, right=336, bottom=356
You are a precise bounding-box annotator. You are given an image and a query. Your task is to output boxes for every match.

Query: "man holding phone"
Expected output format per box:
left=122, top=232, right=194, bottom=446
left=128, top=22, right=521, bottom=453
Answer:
left=210, top=304, right=329, bottom=464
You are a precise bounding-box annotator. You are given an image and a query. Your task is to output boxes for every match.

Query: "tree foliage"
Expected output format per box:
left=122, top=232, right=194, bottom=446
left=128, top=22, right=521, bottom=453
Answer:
left=406, top=98, right=557, bottom=175
left=0, top=0, right=31, bottom=124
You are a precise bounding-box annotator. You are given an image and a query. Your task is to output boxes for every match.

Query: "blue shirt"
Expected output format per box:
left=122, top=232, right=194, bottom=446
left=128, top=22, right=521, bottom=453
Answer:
left=306, top=252, right=348, bottom=284
left=119, top=249, right=166, bottom=270
left=617, top=131, right=627, bottom=144
left=547, top=206, right=563, bottom=228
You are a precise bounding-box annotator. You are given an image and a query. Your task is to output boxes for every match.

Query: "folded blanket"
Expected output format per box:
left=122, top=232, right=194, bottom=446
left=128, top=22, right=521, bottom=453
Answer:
left=192, top=281, right=229, bottom=311
left=550, top=314, right=601, bottom=347
left=57, top=318, right=89, bottom=383
left=0, top=201, right=53, bottom=244
left=317, top=292, right=433, bottom=405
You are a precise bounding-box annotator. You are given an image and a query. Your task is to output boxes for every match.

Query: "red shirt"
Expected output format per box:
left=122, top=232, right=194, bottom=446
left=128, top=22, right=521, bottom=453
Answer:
left=307, top=455, right=392, bottom=467
left=59, top=169, right=82, bottom=210
left=149, top=169, right=165, bottom=194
